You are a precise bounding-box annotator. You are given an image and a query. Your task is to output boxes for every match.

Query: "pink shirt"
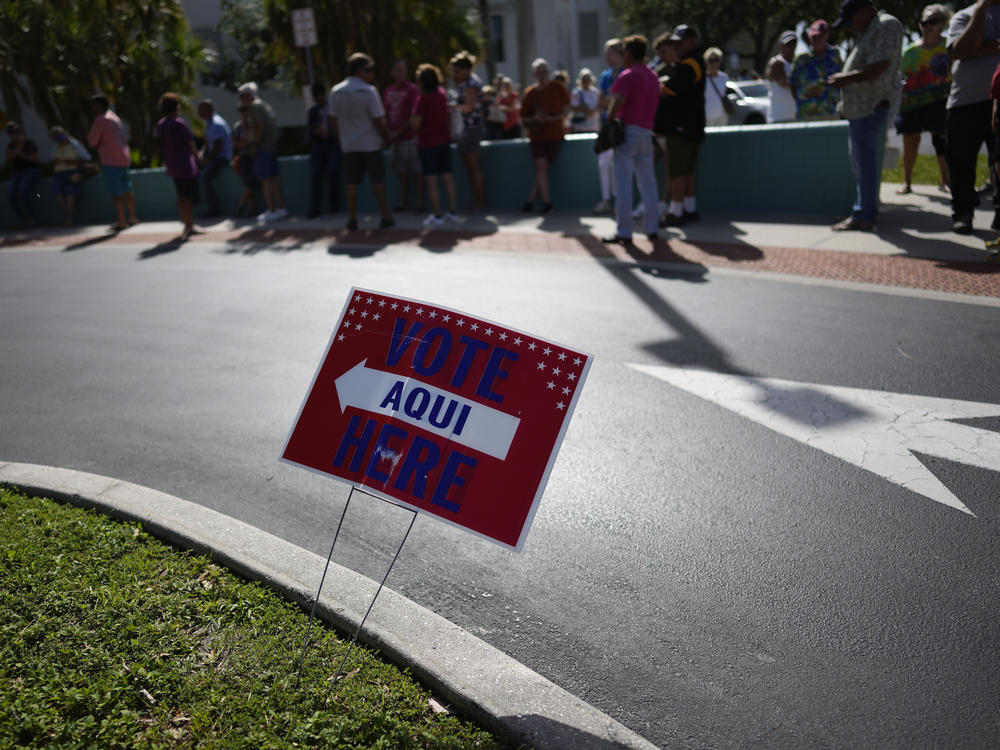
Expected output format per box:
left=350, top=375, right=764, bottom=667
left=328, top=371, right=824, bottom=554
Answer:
left=383, top=81, right=419, bottom=141
left=88, top=111, right=130, bottom=167
left=611, top=64, right=660, bottom=130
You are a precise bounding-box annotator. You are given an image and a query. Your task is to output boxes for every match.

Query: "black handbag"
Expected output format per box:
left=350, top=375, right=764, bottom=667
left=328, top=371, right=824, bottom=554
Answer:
left=594, top=118, right=625, bottom=153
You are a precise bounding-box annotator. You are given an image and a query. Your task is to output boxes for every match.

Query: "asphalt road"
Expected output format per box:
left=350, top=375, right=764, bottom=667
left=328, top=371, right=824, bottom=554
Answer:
left=2, top=236, right=999, bottom=749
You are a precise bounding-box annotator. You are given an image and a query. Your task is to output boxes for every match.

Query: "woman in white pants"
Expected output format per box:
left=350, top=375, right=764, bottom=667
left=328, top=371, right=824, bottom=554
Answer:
left=593, top=39, right=624, bottom=213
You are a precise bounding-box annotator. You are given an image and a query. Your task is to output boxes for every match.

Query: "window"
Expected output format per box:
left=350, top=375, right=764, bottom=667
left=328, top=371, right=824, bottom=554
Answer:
left=578, top=11, right=599, bottom=58
left=491, top=15, right=505, bottom=63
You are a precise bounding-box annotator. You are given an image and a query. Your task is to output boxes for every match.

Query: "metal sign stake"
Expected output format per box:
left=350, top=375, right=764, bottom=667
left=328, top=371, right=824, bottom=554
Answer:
left=330, top=508, right=417, bottom=685
left=294, top=485, right=355, bottom=688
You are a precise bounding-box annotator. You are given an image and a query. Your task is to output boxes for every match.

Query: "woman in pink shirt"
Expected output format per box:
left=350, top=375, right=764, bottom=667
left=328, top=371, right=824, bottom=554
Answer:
left=88, top=94, right=138, bottom=230
left=603, top=35, right=662, bottom=243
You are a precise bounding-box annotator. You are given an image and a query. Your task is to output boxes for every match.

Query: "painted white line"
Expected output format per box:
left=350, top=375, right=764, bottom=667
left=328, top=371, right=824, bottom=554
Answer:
left=628, top=364, right=1000, bottom=516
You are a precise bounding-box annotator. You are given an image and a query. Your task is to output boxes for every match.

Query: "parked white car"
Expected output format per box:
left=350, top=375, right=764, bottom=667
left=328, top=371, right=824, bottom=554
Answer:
left=725, top=80, right=770, bottom=125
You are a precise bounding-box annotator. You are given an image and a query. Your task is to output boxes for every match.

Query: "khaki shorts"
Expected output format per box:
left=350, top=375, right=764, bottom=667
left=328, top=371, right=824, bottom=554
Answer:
left=665, top=134, right=701, bottom=178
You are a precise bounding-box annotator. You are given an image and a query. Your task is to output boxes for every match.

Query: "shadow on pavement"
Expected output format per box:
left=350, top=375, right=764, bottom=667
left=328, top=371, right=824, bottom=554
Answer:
left=137, top=237, right=186, bottom=260
left=63, top=231, right=121, bottom=252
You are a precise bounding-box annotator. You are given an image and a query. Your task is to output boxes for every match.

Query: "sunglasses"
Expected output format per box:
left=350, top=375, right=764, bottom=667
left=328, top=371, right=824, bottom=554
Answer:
left=707, top=57, right=721, bottom=62
left=922, top=16, right=945, bottom=26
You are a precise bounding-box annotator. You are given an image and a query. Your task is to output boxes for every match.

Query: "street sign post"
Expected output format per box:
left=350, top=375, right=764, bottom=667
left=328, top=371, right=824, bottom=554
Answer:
left=281, top=287, right=592, bottom=551
left=291, top=7, right=318, bottom=87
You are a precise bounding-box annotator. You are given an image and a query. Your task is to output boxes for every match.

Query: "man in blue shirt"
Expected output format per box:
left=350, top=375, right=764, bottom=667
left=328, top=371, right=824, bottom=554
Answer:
left=197, top=99, right=233, bottom=217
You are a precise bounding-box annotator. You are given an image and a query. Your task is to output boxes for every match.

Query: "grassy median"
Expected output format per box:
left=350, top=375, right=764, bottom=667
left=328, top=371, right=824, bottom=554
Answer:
left=0, top=488, right=509, bottom=749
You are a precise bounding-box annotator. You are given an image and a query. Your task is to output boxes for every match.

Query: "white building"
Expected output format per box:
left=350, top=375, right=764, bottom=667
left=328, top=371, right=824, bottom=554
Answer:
left=462, top=0, right=621, bottom=87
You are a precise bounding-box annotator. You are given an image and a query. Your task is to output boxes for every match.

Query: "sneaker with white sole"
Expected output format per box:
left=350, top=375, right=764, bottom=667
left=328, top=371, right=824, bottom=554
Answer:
left=271, top=207, right=288, bottom=220
left=423, top=214, right=445, bottom=228
left=444, top=211, right=460, bottom=223
left=256, top=210, right=272, bottom=222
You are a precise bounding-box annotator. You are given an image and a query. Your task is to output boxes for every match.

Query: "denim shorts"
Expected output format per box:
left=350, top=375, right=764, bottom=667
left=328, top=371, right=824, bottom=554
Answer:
left=419, top=143, right=452, bottom=176
left=254, top=149, right=280, bottom=179
left=102, top=165, right=133, bottom=196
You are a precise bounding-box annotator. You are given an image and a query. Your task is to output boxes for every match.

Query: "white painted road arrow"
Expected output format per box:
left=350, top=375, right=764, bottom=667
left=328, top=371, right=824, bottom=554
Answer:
left=628, top=364, right=1000, bottom=516
left=334, top=360, right=521, bottom=460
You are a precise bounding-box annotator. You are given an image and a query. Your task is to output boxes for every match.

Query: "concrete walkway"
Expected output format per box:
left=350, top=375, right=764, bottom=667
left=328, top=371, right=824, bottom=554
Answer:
left=3, top=184, right=998, bottom=301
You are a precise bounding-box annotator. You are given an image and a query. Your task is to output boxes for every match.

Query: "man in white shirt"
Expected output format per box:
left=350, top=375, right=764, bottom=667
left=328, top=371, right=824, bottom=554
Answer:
left=329, top=52, right=394, bottom=231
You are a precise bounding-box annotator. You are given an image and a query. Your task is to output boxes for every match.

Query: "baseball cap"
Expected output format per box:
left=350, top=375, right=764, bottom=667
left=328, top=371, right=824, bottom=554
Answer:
left=779, top=30, right=797, bottom=45
left=668, top=24, right=698, bottom=42
left=808, top=19, right=830, bottom=36
left=833, top=0, right=873, bottom=29
left=237, top=81, right=259, bottom=98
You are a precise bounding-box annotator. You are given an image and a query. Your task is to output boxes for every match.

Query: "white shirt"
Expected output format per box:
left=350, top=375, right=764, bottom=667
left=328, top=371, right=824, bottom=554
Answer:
left=705, top=71, right=731, bottom=122
left=768, top=57, right=797, bottom=122
left=329, top=76, right=386, bottom=153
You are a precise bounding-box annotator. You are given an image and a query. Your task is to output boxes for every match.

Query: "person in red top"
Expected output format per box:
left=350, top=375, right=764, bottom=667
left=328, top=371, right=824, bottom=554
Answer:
left=411, top=64, right=459, bottom=227
left=383, top=59, right=424, bottom=213
left=520, top=58, right=571, bottom=214
left=603, top=34, right=662, bottom=244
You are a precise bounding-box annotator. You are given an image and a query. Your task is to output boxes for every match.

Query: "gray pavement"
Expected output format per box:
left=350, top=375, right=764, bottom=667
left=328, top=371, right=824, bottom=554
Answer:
left=0, top=461, right=658, bottom=750
left=2, top=180, right=996, bottom=750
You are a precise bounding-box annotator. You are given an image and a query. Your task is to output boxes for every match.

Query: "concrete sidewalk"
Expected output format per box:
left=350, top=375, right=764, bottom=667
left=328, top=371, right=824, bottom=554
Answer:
left=0, top=461, right=659, bottom=750
left=3, top=183, right=998, bottom=301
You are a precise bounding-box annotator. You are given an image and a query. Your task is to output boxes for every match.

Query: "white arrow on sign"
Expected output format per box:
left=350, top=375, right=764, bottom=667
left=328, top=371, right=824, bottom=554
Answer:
left=334, top=359, right=521, bottom=460
left=627, top=364, right=1000, bottom=516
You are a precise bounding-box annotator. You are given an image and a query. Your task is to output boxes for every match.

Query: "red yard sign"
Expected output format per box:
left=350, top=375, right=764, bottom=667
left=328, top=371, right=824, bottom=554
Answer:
left=281, top=288, right=592, bottom=551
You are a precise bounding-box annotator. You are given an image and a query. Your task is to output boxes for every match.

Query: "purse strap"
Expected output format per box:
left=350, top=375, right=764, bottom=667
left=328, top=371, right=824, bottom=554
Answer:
left=708, top=75, right=726, bottom=101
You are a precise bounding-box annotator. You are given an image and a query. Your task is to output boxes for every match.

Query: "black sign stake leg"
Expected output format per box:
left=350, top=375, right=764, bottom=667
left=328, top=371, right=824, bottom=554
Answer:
left=294, top=486, right=355, bottom=689
left=331, top=509, right=418, bottom=686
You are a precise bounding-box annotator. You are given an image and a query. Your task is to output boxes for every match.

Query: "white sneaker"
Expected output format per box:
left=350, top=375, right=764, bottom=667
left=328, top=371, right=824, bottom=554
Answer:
left=444, top=211, right=460, bottom=223
left=256, top=210, right=272, bottom=222
left=272, top=207, right=288, bottom=220
left=657, top=201, right=670, bottom=220
left=423, top=214, right=445, bottom=228
left=632, top=202, right=644, bottom=219
left=592, top=199, right=612, bottom=214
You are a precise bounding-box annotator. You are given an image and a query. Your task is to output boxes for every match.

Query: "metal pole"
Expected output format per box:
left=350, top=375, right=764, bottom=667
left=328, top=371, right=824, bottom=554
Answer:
left=330, top=510, right=418, bottom=684
left=294, top=486, right=354, bottom=688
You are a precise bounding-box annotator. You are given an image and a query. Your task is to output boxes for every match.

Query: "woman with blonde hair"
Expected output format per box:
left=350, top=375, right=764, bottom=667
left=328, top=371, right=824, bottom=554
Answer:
left=593, top=38, right=625, bottom=213
left=703, top=47, right=731, bottom=128
left=571, top=68, right=601, bottom=132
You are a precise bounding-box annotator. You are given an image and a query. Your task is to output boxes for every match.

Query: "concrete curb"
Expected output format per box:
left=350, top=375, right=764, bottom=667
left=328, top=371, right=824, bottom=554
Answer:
left=0, top=461, right=659, bottom=750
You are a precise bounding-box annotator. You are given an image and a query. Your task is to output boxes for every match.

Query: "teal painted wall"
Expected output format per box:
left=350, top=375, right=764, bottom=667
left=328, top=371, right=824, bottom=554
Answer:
left=1, top=122, right=858, bottom=228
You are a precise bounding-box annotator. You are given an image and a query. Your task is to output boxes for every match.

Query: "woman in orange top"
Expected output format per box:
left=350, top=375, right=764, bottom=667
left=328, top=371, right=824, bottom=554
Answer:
left=520, top=58, right=570, bottom=214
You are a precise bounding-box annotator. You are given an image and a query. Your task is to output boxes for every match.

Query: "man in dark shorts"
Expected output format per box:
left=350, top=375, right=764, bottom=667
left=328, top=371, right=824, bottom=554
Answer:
left=520, top=57, right=571, bottom=214
left=329, top=52, right=394, bottom=231
left=657, top=24, right=706, bottom=227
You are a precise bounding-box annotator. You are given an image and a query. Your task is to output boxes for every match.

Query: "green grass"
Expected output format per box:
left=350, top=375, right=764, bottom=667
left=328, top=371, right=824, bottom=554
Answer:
left=0, top=488, right=510, bottom=749
left=882, top=152, right=991, bottom=186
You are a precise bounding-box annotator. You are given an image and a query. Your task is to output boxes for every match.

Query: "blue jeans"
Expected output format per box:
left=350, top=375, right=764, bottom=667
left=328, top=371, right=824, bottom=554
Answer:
left=613, top=125, right=659, bottom=238
left=847, top=106, right=888, bottom=223
left=8, top=167, right=40, bottom=224
left=200, top=156, right=229, bottom=215
left=309, top=139, right=342, bottom=215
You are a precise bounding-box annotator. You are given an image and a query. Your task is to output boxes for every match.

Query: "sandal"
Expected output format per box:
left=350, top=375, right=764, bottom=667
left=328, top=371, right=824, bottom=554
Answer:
left=895, top=185, right=911, bottom=195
